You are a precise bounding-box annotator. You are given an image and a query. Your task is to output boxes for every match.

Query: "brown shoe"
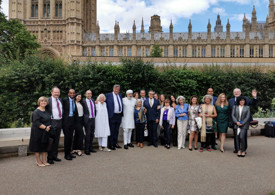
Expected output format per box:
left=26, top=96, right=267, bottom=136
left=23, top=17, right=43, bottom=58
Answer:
left=137, top=143, right=140, bottom=147
left=140, top=143, right=143, bottom=148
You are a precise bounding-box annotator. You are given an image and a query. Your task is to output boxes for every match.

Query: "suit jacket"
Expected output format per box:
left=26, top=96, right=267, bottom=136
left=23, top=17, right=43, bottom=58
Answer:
left=46, top=97, right=63, bottom=118
left=228, top=96, right=257, bottom=122
left=105, top=92, right=123, bottom=118
left=231, top=105, right=251, bottom=130
left=82, top=98, right=96, bottom=123
left=213, top=96, right=218, bottom=105
left=144, top=98, right=160, bottom=121
left=62, top=97, right=76, bottom=118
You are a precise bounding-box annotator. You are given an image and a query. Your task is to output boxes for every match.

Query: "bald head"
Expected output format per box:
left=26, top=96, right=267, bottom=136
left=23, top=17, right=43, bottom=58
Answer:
left=233, top=88, right=241, bottom=97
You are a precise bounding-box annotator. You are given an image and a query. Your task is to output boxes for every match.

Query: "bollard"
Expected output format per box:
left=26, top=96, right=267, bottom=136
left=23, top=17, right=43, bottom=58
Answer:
left=18, top=145, right=28, bottom=157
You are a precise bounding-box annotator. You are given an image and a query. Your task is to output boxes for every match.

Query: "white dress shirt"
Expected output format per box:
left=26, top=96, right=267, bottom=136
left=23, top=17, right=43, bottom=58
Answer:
left=113, top=92, right=122, bottom=113
left=76, top=102, right=83, bottom=117
left=86, top=98, right=95, bottom=118
left=51, top=96, right=63, bottom=120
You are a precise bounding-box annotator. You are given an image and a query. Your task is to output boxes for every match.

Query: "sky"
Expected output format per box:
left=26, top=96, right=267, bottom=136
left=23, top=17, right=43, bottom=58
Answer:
left=0, top=0, right=271, bottom=33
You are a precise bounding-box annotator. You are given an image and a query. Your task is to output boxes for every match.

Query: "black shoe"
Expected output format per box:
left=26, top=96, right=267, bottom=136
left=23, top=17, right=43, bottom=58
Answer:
left=70, top=154, right=76, bottom=158
left=212, top=146, right=217, bottom=150
left=53, top=157, right=61, bottom=162
left=47, top=159, right=54, bottom=164
left=233, top=150, right=238, bottom=153
left=194, top=148, right=198, bottom=150
left=237, top=155, right=241, bottom=157
left=154, top=144, right=158, bottom=148
left=124, top=145, right=128, bottom=149
left=65, top=155, right=72, bottom=160
left=189, top=148, right=193, bottom=151
left=128, top=143, right=134, bottom=148
left=89, top=149, right=97, bottom=153
left=85, top=151, right=91, bottom=155
left=115, top=144, right=122, bottom=149
left=167, top=145, right=170, bottom=149
left=241, top=155, right=246, bottom=157
left=110, top=146, right=116, bottom=150
left=147, top=143, right=152, bottom=146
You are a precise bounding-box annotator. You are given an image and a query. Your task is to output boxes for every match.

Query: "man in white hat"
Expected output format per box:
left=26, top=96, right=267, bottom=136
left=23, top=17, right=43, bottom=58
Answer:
left=121, top=90, right=137, bottom=149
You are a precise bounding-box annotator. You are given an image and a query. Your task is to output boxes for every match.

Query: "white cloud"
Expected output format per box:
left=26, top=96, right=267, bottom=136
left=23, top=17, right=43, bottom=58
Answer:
left=1, top=0, right=9, bottom=18
left=212, top=7, right=227, bottom=16
left=231, top=13, right=251, bottom=21
left=0, top=0, right=269, bottom=32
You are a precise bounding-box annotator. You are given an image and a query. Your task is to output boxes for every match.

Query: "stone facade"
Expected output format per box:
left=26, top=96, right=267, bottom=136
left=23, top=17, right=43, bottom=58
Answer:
left=9, top=0, right=275, bottom=62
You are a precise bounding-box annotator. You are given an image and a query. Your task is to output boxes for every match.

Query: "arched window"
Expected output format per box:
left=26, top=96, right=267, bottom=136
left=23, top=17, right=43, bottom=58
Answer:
left=31, top=0, right=38, bottom=18
left=43, top=0, right=50, bottom=18
left=55, top=0, right=62, bottom=17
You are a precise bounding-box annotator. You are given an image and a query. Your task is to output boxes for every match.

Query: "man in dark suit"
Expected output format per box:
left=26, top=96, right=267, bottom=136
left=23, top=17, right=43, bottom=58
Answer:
left=207, top=88, right=218, bottom=105
left=144, top=90, right=160, bottom=147
left=62, top=89, right=76, bottom=160
left=229, top=88, right=258, bottom=153
left=106, top=84, right=123, bottom=150
left=82, top=90, right=97, bottom=155
left=46, top=86, right=63, bottom=164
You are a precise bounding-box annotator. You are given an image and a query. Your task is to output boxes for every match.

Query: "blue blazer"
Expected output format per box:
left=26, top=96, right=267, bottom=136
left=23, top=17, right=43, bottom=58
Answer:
left=213, top=96, right=218, bottom=105
left=144, top=98, right=160, bottom=121
left=105, top=92, right=123, bottom=118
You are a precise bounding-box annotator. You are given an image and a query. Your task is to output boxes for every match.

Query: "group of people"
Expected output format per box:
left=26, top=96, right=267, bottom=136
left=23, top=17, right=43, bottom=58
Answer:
left=29, top=85, right=257, bottom=167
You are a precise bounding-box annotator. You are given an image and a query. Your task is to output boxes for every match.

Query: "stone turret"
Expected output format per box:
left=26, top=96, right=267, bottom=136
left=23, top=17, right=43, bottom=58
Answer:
left=133, top=20, right=136, bottom=40
left=188, top=19, right=192, bottom=39
left=226, top=19, right=230, bottom=39
left=214, top=14, right=223, bottom=33
left=149, top=15, right=162, bottom=33
left=252, top=5, right=257, bottom=32
left=169, top=20, right=173, bottom=40
left=140, top=17, right=145, bottom=33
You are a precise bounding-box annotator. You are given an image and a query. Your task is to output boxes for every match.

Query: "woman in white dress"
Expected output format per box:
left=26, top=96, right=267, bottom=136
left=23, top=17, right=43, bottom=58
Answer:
left=95, top=94, right=111, bottom=152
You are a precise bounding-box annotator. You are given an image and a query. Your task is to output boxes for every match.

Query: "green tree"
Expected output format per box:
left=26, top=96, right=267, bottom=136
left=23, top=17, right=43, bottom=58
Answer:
left=150, top=44, right=163, bottom=57
left=0, top=3, right=40, bottom=61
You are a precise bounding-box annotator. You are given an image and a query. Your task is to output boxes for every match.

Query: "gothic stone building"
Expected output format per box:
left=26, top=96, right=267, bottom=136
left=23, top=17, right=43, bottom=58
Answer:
left=9, top=0, right=275, bottom=64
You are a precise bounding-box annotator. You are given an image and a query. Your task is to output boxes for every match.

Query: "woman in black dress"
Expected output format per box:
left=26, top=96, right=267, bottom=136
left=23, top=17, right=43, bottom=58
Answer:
left=29, top=97, right=51, bottom=167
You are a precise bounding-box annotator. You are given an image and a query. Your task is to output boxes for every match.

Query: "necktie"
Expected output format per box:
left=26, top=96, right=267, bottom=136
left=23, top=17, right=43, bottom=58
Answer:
left=90, top=100, right=94, bottom=118
left=116, top=95, right=121, bottom=112
left=56, top=98, right=62, bottom=118
left=150, top=99, right=153, bottom=108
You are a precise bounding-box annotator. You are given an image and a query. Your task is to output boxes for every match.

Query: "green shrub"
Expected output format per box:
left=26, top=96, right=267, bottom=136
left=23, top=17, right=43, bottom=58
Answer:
left=0, top=56, right=275, bottom=128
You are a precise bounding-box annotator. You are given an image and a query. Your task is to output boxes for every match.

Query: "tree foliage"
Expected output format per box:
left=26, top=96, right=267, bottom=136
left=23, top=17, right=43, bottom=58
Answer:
left=0, top=7, right=40, bottom=61
left=150, top=44, right=163, bottom=57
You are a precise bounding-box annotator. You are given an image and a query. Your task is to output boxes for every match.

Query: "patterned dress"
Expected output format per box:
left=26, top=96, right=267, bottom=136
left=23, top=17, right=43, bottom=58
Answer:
left=188, top=105, right=201, bottom=132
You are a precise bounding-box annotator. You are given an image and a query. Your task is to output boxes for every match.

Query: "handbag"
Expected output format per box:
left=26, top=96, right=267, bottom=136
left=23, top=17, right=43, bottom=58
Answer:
left=144, top=126, right=148, bottom=137
left=195, top=117, right=202, bottom=130
left=41, top=131, right=49, bottom=144
left=206, top=125, right=214, bottom=134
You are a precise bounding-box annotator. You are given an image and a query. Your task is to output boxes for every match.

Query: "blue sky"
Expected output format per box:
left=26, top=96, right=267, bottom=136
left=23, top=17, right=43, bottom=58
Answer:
left=1, top=0, right=271, bottom=33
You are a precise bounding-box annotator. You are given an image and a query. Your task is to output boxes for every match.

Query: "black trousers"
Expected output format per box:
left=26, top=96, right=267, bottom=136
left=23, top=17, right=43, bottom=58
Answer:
left=73, top=116, right=84, bottom=150
left=236, top=128, right=248, bottom=152
left=84, top=118, right=95, bottom=152
left=163, top=120, right=171, bottom=145
left=135, top=123, right=145, bottom=143
left=147, top=120, right=157, bottom=145
left=63, top=116, right=75, bottom=156
left=108, top=113, right=122, bottom=147
left=201, top=133, right=215, bottom=148
left=48, top=119, right=62, bottom=160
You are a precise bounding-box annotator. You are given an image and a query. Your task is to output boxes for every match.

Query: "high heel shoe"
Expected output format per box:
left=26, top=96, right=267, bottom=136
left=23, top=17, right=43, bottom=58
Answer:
left=220, top=148, right=224, bottom=153
left=36, top=162, right=45, bottom=167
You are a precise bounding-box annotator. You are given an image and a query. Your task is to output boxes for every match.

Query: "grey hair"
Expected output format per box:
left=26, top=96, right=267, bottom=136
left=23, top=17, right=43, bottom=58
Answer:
left=176, top=96, right=185, bottom=104
left=136, top=99, right=142, bottom=106
left=233, top=88, right=241, bottom=93
left=97, top=94, right=106, bottom=101
left=202, top=95, right=213, bottom=103
left=113, top=84, right=120, bottom=88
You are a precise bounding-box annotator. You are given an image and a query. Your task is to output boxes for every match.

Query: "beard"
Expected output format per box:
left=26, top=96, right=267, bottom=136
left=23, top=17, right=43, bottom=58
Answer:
left=127, top=96, right=132, bottom=100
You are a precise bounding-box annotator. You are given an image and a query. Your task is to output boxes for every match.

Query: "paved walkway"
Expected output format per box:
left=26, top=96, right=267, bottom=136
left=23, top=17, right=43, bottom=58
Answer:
left=0, top=136, right=274, bottom=195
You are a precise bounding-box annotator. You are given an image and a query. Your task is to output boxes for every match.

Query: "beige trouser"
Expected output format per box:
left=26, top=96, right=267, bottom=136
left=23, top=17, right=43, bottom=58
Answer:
left=177, top=120, right=188, bottom=148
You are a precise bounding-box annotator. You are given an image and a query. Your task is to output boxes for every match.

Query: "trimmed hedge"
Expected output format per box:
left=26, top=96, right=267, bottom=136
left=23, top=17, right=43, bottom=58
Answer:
left=0, top=56, right=274, bottom=128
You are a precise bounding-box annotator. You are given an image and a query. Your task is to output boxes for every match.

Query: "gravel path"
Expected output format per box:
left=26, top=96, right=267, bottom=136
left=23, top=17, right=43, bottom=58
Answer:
left=0, top=136, right=274, bottom=195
